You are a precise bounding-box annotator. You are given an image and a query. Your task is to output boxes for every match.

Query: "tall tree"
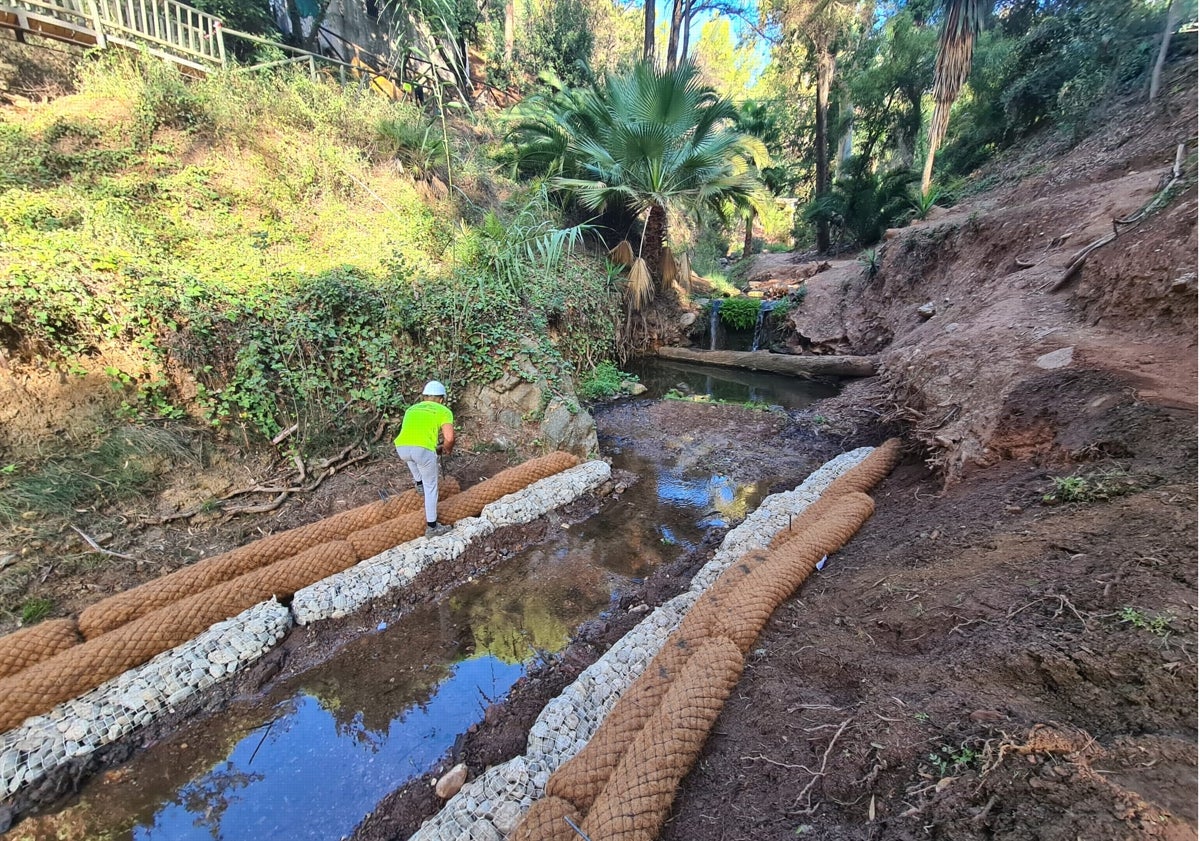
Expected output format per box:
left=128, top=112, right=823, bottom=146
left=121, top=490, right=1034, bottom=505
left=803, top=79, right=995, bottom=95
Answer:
left=1149, top=0, right=1179, bottom=101
left=921, top=0, right=990, bottom=194
left=644, top=0, right=656, bottom=63
left=775, top=0, right=857, bottom=252
left=508, top=62, right=769, bottom=281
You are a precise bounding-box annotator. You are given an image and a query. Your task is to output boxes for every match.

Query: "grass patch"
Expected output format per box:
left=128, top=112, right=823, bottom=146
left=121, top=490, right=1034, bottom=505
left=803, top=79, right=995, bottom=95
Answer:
left=1041, top=468, right=1149, bottom=505
left=702, top=272, right=741, bottom=298
left=20, top=597, right=53, bottom=625
left=0, top=425, right=197, bottom=525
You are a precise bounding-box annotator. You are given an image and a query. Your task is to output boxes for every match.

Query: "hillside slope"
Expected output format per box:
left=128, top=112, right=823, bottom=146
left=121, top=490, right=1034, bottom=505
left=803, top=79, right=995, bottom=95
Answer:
left=658, top=56, right=1197, bottom=841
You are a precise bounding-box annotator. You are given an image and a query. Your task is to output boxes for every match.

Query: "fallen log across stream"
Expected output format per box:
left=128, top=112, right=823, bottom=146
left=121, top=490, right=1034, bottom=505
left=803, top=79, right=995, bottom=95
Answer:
left=656, top=347, right=877, bottom=378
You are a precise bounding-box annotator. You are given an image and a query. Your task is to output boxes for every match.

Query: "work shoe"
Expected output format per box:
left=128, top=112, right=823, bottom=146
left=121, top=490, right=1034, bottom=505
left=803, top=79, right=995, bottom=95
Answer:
left=425, top=522, right=452, bottom=537
left=414, top=481, right=424, bottom=492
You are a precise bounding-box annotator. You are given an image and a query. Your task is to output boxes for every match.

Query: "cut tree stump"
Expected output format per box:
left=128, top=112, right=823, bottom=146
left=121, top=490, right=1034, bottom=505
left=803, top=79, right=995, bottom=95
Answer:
left=656, top=347, right=877, bottom=378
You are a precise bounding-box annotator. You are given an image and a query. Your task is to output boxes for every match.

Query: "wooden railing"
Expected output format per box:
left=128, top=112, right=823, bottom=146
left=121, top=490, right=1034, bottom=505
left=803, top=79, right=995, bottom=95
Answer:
left=92, top=0, right=225, bottom=65
left=0, top=0, right=480, bottom=105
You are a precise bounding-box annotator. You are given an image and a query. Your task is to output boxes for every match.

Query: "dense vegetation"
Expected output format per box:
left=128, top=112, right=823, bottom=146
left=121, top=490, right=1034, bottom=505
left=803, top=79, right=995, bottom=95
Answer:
left=0, top=56, right=622, bottom=465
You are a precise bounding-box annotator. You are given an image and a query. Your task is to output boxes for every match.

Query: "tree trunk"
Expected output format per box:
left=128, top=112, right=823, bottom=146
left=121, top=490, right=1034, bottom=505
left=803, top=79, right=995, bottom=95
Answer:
left=504, top=0, right=514, bottom=64
left=643, top=0, right=655, bottom=65
left=1149, top=0, right=1178, bottom=101
left=921, top=96, right=952, bottom=195
left=814, top=47, right=835, bottom=253
left=679, top=0, right=694, bottom=65
left=643, top=203, right=668, bottom=283
left=666, top=0, right=685, bottom=71
left=744, top=210, right=755, bottom=258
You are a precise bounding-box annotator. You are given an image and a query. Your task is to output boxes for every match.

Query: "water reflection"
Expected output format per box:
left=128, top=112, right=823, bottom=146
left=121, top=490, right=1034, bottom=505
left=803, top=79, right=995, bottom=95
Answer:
left=628, top=358, right=839, bottom=410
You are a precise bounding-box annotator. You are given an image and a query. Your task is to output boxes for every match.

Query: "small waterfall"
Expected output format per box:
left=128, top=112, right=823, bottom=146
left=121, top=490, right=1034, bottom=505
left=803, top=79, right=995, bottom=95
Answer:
left=708, top=300, right=722, bottom=351
left=750, top=300, right=779, bottom=352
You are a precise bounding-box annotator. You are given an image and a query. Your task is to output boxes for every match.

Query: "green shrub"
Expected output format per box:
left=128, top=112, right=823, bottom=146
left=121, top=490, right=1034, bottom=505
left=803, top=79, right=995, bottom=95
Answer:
left=717, top=297, right=762, bottom=331
left=578, top=361, right=635, bottom=399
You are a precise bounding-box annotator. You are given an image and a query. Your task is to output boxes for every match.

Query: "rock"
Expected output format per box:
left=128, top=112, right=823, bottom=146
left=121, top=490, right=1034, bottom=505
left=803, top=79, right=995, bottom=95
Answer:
left=1035, top=347, right=1074, bottom=370
left=627, top=383, right=647, bottom=395
left=436, top=763, right=469, bottom=799
left=679, top=311, right=698, bottom=328
left=917, top=302, right=936, bottom=319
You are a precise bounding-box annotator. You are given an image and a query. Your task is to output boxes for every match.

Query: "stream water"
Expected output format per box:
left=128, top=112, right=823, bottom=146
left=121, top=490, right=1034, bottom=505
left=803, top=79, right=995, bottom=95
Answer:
left=10, top=360, right=837, bottom=841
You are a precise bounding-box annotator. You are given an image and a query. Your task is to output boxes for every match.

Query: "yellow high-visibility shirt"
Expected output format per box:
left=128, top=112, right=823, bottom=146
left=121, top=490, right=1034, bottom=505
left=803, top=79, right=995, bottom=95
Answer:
left=394, top=401, right=454, bottom=452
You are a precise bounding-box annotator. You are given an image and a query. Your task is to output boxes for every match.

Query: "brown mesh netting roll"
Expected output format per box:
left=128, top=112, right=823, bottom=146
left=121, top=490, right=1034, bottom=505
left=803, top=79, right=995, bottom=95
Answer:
left=347, top=452, right=581, bottom=560
left=577, top=637, right=744, bottom=841
left=822, top=437, right=902, bottom=497
left=347, top=511, right=426, bottom=560
left=0, top=541, right=361, bottom=732
left=0, top=619, right=81, bottom=681
left=546, top=634, right=705, bottom=810
left=508, top=796, right=583, bottom=841
left=79, top=482, right=461, bottom=639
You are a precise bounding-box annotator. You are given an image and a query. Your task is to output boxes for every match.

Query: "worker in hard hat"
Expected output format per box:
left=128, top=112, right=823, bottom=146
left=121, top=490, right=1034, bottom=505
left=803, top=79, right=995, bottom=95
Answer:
left=394, top=380, right=456, bottom=537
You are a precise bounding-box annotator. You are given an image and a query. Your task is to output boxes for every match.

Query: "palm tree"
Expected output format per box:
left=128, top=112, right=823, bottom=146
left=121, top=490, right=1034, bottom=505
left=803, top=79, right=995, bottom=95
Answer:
left=509, top=62, right=768, bottom=283
left=921, top=0, right=990, bottom=195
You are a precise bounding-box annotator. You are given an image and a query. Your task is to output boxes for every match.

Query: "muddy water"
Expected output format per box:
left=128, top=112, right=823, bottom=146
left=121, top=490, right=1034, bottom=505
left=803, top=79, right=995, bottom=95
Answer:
left=11, top=363, right=837, bottom=841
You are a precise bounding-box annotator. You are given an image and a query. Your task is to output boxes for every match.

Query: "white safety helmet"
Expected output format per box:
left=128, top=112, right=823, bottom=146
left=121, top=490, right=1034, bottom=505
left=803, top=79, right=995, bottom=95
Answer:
left=422, top=380, right=447, bottom=397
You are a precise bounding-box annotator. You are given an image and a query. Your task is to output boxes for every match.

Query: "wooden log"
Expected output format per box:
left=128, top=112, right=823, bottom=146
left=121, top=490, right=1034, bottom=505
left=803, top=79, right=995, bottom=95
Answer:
left=656, top=347, right=876, bottom=378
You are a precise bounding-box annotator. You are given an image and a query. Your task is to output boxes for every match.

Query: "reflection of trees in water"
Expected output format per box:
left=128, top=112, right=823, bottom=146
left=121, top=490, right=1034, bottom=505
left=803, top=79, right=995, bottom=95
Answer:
left=451, top=559, right=609, bottom=665
left=303, top=606, right=462, bottom=736
left=179, top=762, right=264, bottom=839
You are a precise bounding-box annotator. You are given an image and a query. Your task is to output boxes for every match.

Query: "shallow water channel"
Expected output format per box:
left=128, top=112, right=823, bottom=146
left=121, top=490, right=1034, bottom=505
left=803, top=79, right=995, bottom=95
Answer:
left=12, top=361, right=835, bottom=841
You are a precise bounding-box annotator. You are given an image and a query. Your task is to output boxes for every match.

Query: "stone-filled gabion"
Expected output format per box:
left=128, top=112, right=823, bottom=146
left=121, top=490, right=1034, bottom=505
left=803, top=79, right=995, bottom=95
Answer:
left=0, top=600, right=291, bottom=797
left=1, top=461, right=612, bottom=801
left=292, top=462, right=612, bottom=625
left=407, top=448, right=874, bottom=841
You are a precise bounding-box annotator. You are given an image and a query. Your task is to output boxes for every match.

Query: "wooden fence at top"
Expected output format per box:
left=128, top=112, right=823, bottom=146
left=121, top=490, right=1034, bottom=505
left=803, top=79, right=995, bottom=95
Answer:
left=0, top=0, right=429, bottom=98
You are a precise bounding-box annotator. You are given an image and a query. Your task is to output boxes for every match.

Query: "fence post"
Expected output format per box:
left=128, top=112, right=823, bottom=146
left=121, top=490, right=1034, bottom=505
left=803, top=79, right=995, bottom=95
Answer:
left=308, top=54, right=316, bottom=80
left=216, top=21, right=225, bottom=67
left=86, top=0, right=107, bottom=47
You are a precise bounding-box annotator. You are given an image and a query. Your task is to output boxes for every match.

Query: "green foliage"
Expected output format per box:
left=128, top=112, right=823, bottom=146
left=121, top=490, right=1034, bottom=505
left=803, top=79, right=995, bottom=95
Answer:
left=858, top=247, right=882, bottom=279
left=1041, top=469, right=1146, bottom=505
left=378, top=115, right=447, bottom=180
left=1, top=58, right=622, bottom=458
left=1118, top=607, right=1175, bottom=639
left=939, top=0, right=1182, bottom=178
left=715, top=297, right=762, bottom=331
left=928, top=741, right=980, bottom=777
left=20, top=598, right=54, bottom=625
left=908, top=186, right=943, bottom=220
left=578, top=361, right=635, bottom=400
left=506, top=62, right=769, bottom=273
left=703, top=273, right=741, bottom=298
left=804, top=156, right=917, bottom=247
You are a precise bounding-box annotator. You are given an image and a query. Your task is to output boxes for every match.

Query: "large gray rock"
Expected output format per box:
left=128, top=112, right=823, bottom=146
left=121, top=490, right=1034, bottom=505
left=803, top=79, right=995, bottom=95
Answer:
left=456, top=346, right=598, bottom=457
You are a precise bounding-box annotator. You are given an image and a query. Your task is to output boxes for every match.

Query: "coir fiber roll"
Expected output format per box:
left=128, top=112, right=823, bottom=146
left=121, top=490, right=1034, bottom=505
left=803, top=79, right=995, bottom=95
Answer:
left=507, top=796, right=583, bottom=841
left=79, top=482, right=459, bottom=639
left=0, top=619, right=81, bottom=681
left=822, top=437, right=902, bottom=497
left=546, top=634, right=705, bottom=810
left=578, top=637, right=745, bottom=841
left=349, top=453, right=579, bottom=560
left=0, top=541, right=360, bottom=733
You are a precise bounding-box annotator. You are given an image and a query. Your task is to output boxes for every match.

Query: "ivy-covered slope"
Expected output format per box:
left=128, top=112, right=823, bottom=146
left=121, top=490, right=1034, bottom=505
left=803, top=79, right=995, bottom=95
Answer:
left=0, top=55, right=621, bottom=460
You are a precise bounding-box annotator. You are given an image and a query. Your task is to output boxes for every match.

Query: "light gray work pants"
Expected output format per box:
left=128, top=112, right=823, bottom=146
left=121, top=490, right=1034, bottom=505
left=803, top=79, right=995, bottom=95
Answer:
left=395, top=445, right=440, bottom=523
